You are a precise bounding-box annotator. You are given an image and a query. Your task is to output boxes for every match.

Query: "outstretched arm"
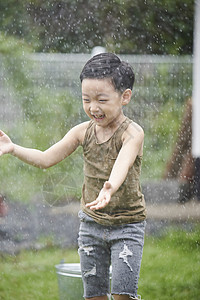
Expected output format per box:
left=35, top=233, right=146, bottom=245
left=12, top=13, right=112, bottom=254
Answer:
left=86, top=122, right=144, bottom=210
left=0, top=123, right=88, bottom=169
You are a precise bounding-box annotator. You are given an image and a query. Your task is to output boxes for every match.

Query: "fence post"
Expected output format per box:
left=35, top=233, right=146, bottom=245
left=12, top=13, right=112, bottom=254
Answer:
left=192, top=0, right=200, bottom=200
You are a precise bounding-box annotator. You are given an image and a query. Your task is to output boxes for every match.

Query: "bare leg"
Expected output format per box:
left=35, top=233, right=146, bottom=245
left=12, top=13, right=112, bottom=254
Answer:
left=113, top=295, right=138, bottom=300
left=85, top=296, right=108, bottom=300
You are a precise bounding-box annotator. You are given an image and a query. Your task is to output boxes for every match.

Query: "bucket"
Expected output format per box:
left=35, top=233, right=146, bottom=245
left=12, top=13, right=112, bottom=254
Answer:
left=56, top=263, right=113, bottom=300
left=56, top=263, right=84, bottom=300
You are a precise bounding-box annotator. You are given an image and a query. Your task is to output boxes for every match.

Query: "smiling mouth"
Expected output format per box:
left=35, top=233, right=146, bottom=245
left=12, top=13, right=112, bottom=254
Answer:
left=92, top=114, right=105, bottom=120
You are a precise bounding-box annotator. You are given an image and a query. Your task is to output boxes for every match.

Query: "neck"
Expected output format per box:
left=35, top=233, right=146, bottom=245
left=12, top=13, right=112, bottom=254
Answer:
left=95, top=115, right=127, bottom=144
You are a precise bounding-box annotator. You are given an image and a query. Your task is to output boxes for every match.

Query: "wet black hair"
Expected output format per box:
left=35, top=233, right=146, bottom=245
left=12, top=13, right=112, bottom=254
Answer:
left=80, top=53, right=135, bottom=93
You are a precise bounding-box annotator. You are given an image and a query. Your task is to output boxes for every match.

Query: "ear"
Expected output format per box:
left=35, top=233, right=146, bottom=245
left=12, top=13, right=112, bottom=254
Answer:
left=121, top=89, right=132, bottom=106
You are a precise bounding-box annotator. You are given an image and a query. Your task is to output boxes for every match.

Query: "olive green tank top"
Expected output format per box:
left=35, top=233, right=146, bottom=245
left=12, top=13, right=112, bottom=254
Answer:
left=81, top=117, right=147, bottom=225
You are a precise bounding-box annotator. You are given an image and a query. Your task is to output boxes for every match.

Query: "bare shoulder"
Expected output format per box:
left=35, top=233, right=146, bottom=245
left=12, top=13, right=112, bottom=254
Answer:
left=130, top=121, right=144, bottom=135
left=70, top=121, right=90, bottom=144
left=122, top=121, right=144, bottom=155
left=123, top=121, right=144, bottom=141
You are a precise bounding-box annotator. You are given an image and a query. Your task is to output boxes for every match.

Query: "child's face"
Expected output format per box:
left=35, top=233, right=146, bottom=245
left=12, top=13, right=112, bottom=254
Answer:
left=82, top=78, right=127, bottom=128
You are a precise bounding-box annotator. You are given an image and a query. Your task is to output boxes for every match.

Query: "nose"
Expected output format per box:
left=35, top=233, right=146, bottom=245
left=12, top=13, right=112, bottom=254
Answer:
left=89, top=102, right=100, bottom=114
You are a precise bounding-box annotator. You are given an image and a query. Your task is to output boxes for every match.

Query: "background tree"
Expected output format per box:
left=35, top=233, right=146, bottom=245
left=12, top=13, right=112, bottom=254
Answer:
left=0, top=0, right=194, bottom=54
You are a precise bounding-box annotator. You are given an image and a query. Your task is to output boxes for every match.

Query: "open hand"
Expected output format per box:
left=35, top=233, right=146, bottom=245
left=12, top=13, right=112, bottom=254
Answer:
left=86, top=181, right=112, bottom=210
left=0, top=130, right=14, bottom=156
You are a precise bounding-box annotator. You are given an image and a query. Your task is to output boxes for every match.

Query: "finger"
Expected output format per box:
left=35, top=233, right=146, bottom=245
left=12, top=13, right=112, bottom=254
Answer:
left=89, top=201, right=106, bottom=210
left=90, top=196, right=110, bottom=210
left=86, top=197, right=104, bottom=209
left=85, top=191, right=105, bottom=207
left=85, top=199, right=99, bottom=208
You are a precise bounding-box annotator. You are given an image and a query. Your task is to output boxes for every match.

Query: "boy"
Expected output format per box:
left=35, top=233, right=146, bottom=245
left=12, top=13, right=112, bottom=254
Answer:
left=0, top=53, right=146, bottom=300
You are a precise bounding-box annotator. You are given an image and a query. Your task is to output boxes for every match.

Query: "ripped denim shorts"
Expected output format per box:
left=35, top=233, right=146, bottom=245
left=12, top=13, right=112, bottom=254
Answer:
left=78, top=210, right=146, bottom=299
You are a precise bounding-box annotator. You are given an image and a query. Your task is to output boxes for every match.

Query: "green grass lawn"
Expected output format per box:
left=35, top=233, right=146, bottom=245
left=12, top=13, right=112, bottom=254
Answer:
left=138, top=228, right=200, bottom=299
left=0, top=227, right=200, bottom=300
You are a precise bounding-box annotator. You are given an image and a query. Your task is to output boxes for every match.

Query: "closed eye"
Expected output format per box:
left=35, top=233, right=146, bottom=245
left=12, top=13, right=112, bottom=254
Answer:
left=99, top=99, right=108, bottom=103
left=82, top=98, right=90, bottom=103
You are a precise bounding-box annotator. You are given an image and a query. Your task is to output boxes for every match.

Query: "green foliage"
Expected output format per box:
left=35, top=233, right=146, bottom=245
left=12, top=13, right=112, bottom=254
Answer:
left=0, top=32, right=32, bottom=95
left=141, top=99, right=184, bottom=180
left=21, top=89, right=83, bottom=143
left=148, top=100, right=183, bottom=151
left=0, top=0, right=194, bottom=54
left=0, top=0, right=28, bottom=38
